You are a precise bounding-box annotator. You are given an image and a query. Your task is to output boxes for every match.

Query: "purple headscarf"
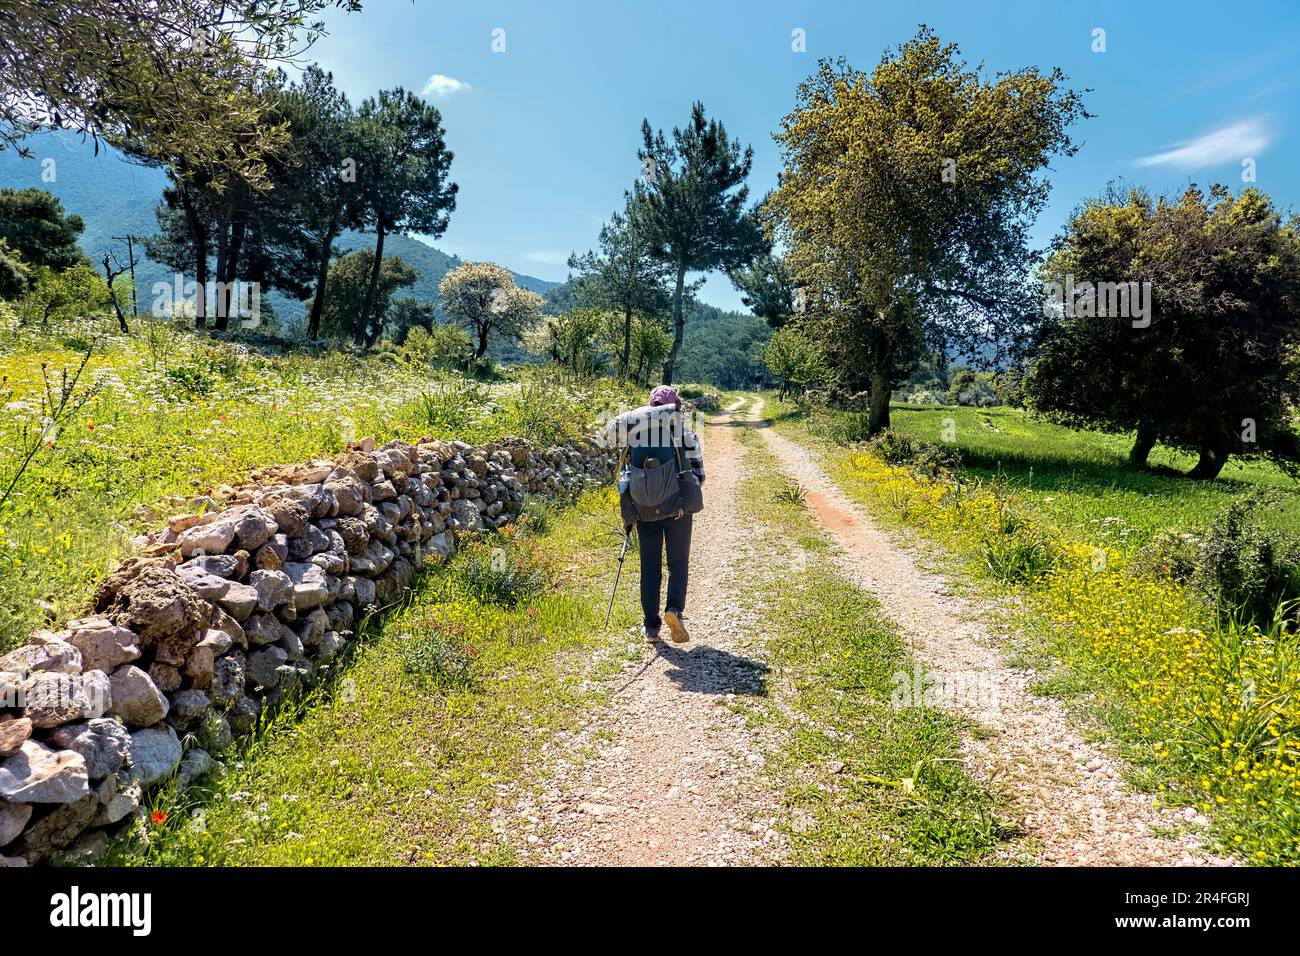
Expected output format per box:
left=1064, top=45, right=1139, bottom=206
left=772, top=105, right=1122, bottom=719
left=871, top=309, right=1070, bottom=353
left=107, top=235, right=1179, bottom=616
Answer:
left=649, top=384, right=679, bottom=408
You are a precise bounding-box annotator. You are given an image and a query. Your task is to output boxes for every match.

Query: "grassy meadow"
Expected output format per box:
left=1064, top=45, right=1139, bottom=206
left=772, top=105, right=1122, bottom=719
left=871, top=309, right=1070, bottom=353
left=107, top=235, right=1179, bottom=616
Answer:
left=824, top=403, right=1300, bottom=550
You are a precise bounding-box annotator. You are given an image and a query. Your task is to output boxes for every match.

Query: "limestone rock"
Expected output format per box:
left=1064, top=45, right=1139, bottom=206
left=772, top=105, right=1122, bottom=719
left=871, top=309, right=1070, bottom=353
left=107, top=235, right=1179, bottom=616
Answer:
left=0, top=716, right=33, bottom=756
left=9, top=793, right=97, bottom=863
left=249, top=569, right=294, bottom=611
left=177, top=517, right=236, bottom=558
left=46, top=718, right=130, bottom=780
left=21, top=672, right=86, bottom=728
left=106, top=566, right=207, bottom=645
left=0, top=640, right=82, bottom=676
left=107, top=665, right=169, bottom=728
left=0, top=740, right=89, bottom=803
left=176, top=748, right=214, bottom=788
left=246, top=646, right=288, bottom=689
left=0, top=800, right=32, bottom=845
left=230, top=505, right=278, bottom=550
left=165, top=689, right=210, bottom=731
left=283, top=561, right=330, bottom=611
left=210, top=653, right=245, bottom=706
left=127, top=725, right=182, bottom=787
left=217, top=581, right=259, bottom=622
left=64, top=621, right=140, bottom=672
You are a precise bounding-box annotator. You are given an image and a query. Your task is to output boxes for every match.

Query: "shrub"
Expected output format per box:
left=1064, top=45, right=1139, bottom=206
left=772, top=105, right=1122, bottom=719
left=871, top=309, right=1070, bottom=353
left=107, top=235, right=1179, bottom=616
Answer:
left=1191, top=494, right=1300, bottom=626
left=398, top=628, right=476, bottom=689
left=861, top=428, right=961, bottom=476
left=164, top=363, right=216, bottom=398
left=458, top=544, right=546, bottom=608
left=946, top=367, right=998, bottom=407
left=1133, top=528, right=1202, bottom=585
left=982, top=529, right=1059, bottom=583
left=379, top=323, right=473, bottom=372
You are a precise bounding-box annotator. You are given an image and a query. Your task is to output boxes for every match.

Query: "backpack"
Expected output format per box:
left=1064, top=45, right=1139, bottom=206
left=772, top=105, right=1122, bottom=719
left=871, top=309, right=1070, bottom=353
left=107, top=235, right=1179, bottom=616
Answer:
left=617, top=440, right=703, bottom=527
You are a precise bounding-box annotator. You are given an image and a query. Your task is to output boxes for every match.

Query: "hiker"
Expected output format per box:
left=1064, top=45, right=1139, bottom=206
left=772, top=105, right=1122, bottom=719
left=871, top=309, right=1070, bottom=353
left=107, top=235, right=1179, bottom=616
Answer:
left=606, top=384, right=705, bottom=644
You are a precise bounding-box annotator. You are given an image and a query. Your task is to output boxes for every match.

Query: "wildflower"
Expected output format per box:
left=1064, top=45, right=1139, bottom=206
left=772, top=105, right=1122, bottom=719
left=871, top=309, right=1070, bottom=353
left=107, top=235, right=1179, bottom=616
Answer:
left=151, top=810, right=169, bottom=826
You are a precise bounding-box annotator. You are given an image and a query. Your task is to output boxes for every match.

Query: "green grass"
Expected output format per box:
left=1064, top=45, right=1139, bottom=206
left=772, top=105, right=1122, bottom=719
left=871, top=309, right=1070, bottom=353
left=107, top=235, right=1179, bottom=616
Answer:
left=731, top=423, right=1012, bottom=865
left=105, top=488, right=641, bottom=866
left=0, top=319, right=635, bottom=651
left=811, top=402, right=1300, bottom=551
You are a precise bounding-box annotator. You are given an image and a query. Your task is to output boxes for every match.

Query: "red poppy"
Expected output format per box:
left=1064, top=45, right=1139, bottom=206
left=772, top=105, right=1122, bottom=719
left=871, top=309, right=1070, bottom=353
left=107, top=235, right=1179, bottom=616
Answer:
left=150, top=810, right=169, bottom=826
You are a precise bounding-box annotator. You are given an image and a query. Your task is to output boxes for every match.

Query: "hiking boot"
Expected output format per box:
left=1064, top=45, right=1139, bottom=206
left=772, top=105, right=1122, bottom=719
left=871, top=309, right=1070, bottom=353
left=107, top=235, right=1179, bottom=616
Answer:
left=642, top=625, right=660, bottom=644
left=663, top=609, right=690, bottom=644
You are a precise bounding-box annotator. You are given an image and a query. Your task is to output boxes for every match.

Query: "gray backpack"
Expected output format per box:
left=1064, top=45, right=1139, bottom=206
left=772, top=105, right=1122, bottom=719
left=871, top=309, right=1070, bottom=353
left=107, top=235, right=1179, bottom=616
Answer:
left=618, top=443, right=703, bottom=526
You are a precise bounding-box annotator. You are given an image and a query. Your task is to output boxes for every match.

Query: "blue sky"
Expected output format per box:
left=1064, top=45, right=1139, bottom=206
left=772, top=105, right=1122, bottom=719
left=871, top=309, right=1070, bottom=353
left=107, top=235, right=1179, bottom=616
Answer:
left=306, top=0, right=1300, bottom=311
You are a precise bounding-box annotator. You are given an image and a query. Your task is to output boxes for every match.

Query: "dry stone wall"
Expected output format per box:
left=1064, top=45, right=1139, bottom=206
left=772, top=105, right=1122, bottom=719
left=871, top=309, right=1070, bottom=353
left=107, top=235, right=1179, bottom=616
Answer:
left=0, top=432, right=617, bottom=865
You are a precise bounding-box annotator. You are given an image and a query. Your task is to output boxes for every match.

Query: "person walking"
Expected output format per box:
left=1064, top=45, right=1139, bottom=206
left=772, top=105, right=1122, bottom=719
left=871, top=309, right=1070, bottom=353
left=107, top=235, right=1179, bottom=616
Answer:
left=608, top=385, right=705, bottom=644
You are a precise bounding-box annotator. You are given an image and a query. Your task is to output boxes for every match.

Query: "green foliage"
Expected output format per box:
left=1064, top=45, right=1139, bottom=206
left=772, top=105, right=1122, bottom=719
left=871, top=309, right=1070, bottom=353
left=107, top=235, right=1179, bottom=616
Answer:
left=627, top=315, right=672, bottom=385
left=0, top=187, right=87, bottom=271
left=0, top=3, right=355, bottom=188
left=946, top=366, right=998, bottom=407
left=982, top=529, right=1060, bottom=583
left=568, top=201, right=672, bottom=376
left=632, top=101, right=764, bottom=382
left=763, top=324, right=825, bottom=397
left=458, top=543, right=547, bottom=608
left=767, top=27, right=1086, bottom=432
left=318, top=249, right=418, bottom=343
left=677, top=303, right=771, bottom=389
left=729, top=249, right=797, bottom=327
left=352, top=86, right=458, bottom=344
left=1026, top=185, right=1300, bottom=479
left=377, top=322, right=471, bottom=372
left=398, top=627, right=477, bottom=690
left=525, top=307, right=608, bottom=376
left=1191, top=495, right=1300, bottom=626
left=773, top=479, right=808, bottom=506
left=18, top=262, right=111, bottom=326
left=863, top=428, right=962, bottom=477
left=0, top=239, right=31, bottom=300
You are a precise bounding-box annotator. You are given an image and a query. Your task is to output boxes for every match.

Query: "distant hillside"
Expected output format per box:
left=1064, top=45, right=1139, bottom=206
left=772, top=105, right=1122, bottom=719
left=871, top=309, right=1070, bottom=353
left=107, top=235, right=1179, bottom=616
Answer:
left=679, top=303, right=773, bottom=389
left=0, top=131, right=557, bottom=331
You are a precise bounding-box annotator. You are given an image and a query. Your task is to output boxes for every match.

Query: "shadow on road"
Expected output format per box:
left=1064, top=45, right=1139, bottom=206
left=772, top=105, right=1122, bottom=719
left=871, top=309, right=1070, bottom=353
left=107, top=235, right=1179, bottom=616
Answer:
left=655, top=642, right=769, bottom=697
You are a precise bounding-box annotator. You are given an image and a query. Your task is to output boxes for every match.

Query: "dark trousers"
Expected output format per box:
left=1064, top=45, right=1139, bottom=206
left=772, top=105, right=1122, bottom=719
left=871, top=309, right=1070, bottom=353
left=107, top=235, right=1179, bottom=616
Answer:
left=637, top=514, right=692, bottom=629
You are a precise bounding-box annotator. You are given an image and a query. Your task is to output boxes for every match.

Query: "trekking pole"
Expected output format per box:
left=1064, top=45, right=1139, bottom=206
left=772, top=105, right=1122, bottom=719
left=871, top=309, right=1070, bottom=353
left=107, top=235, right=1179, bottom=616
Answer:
left=603, top=527, right=632, bottom=631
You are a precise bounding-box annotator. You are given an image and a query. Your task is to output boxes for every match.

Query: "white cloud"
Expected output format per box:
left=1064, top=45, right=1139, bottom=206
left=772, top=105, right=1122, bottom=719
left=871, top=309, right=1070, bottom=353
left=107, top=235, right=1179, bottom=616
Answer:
left=420, top=74, right=472, bottom=99
left=1135, top=117, right=1271, bottom=169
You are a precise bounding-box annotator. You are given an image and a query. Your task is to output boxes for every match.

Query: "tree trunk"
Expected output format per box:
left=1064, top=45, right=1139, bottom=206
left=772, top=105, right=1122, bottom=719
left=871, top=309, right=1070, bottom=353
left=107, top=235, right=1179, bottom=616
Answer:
left=661, top=264, right=687, bottom=385
left=101, top=255, right=130, bottom=334
left=305, top=212, right=340, bottom=341
left=212, top=221, right=230, bottom=332
left=178, top=184, right=207, bottom=329
left=1129, top=424, right=1157, bottom=467
left=867, top=368, right=892, bottom=434
left=221, top=217, right=246, bottom=330
left=1189, top=442, right=1232, bottom=480
left=474, top=323, right=490, bottom=360
left=356, top=223, right=386, bottom=347
left=620, top=306, right=633, bottom=379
